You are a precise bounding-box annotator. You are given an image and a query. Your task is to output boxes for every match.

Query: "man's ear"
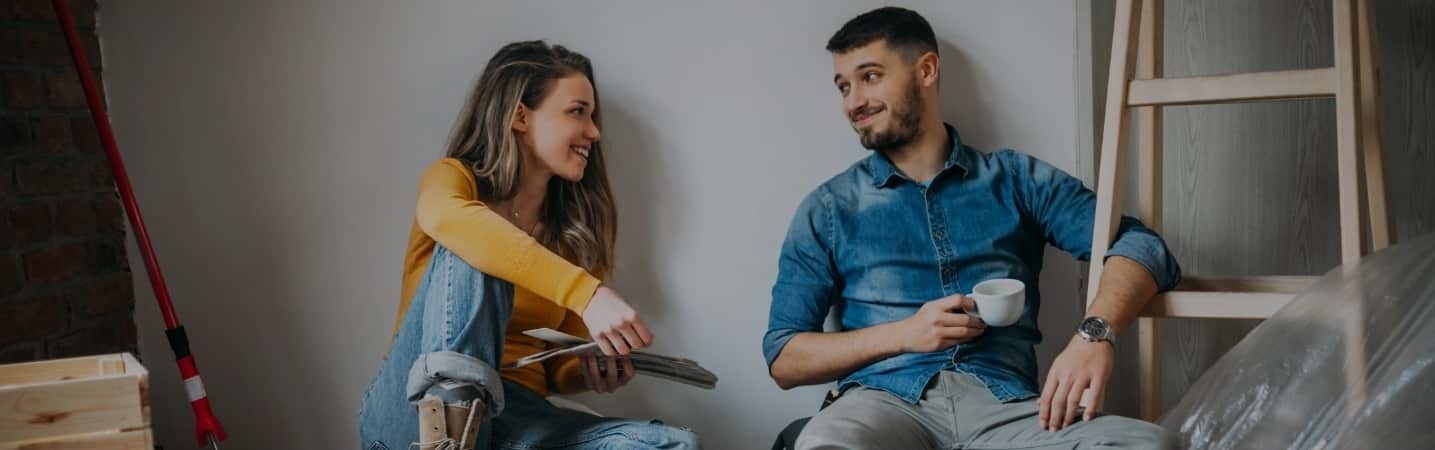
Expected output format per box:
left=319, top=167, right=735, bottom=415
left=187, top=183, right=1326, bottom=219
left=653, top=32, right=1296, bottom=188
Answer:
left=511, top=103, right=530, bottom=133
left=917, top=52, right=941, bottom=88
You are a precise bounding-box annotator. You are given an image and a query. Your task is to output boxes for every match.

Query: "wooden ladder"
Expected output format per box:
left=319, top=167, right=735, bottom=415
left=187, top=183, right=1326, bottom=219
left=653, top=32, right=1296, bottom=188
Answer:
left=1087, top=0, right=1391, bottom=421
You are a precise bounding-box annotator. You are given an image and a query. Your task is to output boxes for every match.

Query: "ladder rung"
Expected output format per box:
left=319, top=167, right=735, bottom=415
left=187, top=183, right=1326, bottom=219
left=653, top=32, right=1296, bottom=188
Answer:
left=1139, top=276, right=1317, bottom=319
left=1141, top=291, right=1294, bottom=319
left=1174, top=275, right=1317, bottom=293
left=1127, top=68, right=1336, bottom=106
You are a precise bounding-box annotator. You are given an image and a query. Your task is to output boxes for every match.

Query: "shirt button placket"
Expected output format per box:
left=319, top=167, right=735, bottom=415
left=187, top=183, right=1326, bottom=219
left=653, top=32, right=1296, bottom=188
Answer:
left=926, top=194, right=958, bottom=295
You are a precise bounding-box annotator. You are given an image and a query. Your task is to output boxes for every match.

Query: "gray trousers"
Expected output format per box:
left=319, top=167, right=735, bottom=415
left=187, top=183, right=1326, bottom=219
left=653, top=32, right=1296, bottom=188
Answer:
left=796, top=372, right=1175, bottom=450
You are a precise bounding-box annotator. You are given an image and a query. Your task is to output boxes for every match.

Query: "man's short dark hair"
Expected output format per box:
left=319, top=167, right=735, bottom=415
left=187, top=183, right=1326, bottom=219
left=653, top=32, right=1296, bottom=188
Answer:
left=826, top=6, right=938, bottom=61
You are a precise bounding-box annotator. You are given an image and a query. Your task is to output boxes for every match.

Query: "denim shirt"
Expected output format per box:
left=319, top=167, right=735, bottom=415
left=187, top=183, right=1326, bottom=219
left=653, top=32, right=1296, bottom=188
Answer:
left=763, top=124, right=1180, bottom=404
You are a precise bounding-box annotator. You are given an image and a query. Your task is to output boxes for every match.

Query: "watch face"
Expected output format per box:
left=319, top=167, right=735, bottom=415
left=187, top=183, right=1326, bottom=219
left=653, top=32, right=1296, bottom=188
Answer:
left=1081, top=318, right=1108, bottom=337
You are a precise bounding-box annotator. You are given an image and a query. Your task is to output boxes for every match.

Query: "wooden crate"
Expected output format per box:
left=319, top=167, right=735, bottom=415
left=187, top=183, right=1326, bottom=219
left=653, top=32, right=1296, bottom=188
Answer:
left=0, top=353, right=152, bottom=449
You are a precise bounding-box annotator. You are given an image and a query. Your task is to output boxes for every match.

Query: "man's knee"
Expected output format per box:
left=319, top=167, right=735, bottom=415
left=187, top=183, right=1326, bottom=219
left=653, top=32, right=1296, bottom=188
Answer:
left=1126, top=422, right=1178, bottom=450
left=1078, top=417, right=1178, bottom=450
left=794, top=389, right=935, bottom=450
left=793, top=412, right=879, bottom=450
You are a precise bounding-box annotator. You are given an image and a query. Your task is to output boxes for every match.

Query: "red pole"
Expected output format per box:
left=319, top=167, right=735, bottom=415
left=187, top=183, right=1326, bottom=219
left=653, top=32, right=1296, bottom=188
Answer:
left=50, top=1, right=226, bottom=448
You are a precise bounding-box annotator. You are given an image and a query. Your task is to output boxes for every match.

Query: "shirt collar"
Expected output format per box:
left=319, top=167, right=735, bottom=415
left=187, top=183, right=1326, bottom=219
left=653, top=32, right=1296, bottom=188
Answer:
left=866, top=123, right=971, bottom=188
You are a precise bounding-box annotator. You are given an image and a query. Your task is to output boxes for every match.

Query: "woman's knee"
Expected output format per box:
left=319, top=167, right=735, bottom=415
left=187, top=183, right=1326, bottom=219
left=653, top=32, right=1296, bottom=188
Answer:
left=406, top=351, right=506, bottom=417
left=601, top=421, right=700, bottom=449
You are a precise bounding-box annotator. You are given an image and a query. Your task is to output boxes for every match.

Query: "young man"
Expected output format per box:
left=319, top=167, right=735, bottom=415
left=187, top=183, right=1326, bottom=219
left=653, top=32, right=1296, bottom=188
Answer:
left=763, top=7, right=1181, bottom=450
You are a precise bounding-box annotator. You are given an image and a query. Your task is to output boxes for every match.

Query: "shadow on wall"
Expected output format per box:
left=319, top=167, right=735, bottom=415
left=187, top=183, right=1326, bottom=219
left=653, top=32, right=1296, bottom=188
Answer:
left=937, top=39, right=993, bottom=150
left=591, top=92, right=685, bottom=417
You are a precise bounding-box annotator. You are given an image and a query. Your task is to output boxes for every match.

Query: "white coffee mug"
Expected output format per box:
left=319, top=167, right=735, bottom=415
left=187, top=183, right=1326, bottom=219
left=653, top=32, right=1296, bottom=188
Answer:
left=970, top=278, right=1025, bottom=327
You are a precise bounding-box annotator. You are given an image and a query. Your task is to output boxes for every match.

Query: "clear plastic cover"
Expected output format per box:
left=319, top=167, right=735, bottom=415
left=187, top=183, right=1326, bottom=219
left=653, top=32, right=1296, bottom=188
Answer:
left=1161, top=233, right=1435, bottom=449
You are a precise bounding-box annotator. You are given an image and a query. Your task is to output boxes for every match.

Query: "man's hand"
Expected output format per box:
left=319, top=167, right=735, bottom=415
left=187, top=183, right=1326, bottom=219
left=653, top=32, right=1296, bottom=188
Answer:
left=579, top=352, right=636, bottom=394
left=1039, top=335, right=1115, bottom=431
left=768, top=294, right=986, bottom=389
left=894, top=294, right=986, bottom=353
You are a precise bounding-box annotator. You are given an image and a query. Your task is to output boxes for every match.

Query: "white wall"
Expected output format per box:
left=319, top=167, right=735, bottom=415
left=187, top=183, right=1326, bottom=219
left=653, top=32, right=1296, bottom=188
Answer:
left=100, top=1, right=1092, bottom=448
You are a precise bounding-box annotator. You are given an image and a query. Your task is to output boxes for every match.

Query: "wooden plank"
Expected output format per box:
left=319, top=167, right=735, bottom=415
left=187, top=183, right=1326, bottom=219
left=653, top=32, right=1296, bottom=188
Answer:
left=1140, top=291, right=1293, bottom=319
left=1356, top=0, right=1392, bottom=250
left=1126, top=68, right=1336, bottom=106
left=0, top=357, right=102, bottom=387
left=1334, top=0, right=1368, bottom=265
left=119, top=354, right=150, bottom=425
left=1340, top=0, right=1372, bottom=416
left=1136, top=0, right=1164, bottom=232
left=1174, top=276, right=1317, bottom=293
left=1087, top=0, right=1144, bottom=306
left=1137, top=316, right=1161, bottom=421
left=98, top=355, right=123, bottom=377
left=0, top=428, right=151, bottom=450
left=0, top=375, right=144, bottom=443
left=1135, top=0, right=1164, bottom=423
left=117, top=354, right=146, bottom=377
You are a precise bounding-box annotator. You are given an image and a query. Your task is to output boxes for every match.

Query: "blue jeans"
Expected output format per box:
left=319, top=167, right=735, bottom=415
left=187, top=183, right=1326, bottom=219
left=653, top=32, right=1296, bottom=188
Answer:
left=358, top=245, right=699, bottom=449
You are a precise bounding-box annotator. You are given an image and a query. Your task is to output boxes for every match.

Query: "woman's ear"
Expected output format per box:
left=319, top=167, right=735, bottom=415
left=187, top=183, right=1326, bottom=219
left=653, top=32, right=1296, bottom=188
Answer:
left=511, top=103, right=531, bottom=133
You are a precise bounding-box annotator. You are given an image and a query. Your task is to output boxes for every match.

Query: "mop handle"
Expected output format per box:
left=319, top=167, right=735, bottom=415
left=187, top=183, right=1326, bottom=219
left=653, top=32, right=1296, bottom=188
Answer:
left=50, top=1, right=227, bottom=447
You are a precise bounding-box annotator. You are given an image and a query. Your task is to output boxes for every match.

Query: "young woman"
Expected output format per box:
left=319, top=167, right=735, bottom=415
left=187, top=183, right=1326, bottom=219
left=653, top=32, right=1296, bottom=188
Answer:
left=358, top=40, right=699, bottom=450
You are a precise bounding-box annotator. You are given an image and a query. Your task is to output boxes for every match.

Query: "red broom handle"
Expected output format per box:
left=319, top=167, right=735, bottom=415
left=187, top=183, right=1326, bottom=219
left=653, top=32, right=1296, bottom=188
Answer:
left=51, top=1, right=226, bottom=447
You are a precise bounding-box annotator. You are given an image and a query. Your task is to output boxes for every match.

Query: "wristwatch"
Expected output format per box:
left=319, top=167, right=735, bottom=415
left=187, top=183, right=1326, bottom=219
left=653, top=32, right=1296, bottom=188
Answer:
left=1077, top=316, right=1115, bottom=345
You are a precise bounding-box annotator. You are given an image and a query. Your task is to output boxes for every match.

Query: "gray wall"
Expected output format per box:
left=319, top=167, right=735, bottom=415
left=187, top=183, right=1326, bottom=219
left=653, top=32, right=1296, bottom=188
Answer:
left=98, top=1, right=1097, bottom=448
left=1089, top=0, right=1435, bottom=416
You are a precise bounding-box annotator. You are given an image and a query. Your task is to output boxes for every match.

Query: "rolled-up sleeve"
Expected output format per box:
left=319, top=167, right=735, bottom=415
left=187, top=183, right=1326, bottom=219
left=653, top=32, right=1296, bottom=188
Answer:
left=764, top=189, right=841, bottom=368
left=1002, top=150, right=1181, bottom=291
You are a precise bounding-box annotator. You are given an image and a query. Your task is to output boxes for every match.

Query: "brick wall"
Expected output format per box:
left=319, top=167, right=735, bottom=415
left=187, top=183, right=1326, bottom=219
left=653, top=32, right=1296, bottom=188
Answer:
left=0, top=0, right=135, bottom=364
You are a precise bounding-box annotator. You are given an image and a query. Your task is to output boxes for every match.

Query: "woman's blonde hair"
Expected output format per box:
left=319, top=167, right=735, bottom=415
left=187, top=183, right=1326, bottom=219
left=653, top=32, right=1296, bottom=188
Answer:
left=446, top=40, right=615, bottom=275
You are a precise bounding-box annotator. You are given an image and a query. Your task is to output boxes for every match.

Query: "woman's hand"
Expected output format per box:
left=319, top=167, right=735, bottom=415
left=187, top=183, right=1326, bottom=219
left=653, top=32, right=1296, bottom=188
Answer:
left=580, top=352, right=636, bottom=393
left=581, top=286, right=654, bottom=356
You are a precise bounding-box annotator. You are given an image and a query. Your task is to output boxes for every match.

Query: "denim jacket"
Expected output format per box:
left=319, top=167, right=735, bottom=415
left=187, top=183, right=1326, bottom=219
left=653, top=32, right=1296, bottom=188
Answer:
left=763, top=124, right=1180, bottom=403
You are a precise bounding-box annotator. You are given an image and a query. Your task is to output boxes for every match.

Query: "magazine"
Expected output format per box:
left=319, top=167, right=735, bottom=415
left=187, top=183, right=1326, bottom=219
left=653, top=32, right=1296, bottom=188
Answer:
left=510, top=328, right=718, bottom=390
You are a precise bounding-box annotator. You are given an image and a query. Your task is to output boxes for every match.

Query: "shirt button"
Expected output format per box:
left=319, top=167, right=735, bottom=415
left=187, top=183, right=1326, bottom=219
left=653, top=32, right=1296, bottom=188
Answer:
left=934, top=230, right=946, bottom=240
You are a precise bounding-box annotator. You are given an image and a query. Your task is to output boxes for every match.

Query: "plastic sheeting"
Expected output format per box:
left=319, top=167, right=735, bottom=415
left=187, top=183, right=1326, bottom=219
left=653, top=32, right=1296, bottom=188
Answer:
left=1161, top=233, right=1435, bottom=449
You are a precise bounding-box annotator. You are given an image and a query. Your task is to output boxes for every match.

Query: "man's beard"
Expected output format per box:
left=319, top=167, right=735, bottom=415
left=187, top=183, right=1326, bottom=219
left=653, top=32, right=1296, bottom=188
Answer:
left=855, top=80, right=924, bottom=152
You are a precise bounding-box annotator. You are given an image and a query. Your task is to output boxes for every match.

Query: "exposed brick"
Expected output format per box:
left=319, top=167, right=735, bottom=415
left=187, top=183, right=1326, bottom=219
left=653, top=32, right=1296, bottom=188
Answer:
left=46, top=70, right=84, bottom=109
left=0, top=28, right=20, bottom=64
left=0, top=255, right=20, bottom=296
left=93, top=194, right=122, bottom=232
left=81, top=30, right=99, bottom=69
left=3, top=70, right=41, bottom=109
left=0, top=163, right=12, bottom=198
left=92, top=238, right=126, bottom=271
left=69, top=0, right=95, bottom=28
left=0, top=115, right=28, bottom=155
left=70, top=116, right=98, bottom=153
left=69, top=273, right=130, bottom=317
left=55, top=197, right=93, bottom=235
left=49, top=315, right=135, bottom=358
left=88, top=161, right=112, bottom=190
left=0, top=295, right=64, bottom=346
left=20, top=29, right=67, bottom=66
left=0, top=0, right=120, bottom=360
left=30, top=116, right=71, bottom=152
left=0, top=217, right=13, bottom=249
left=23, top=243, right=86, bottom=283
left=13, top=0, right=54, bottom=22
left=15, top=159, right=87, bottom=195
left=0, top=343, right=40, bottom=364
left=10, top=202, right=51, bottom=244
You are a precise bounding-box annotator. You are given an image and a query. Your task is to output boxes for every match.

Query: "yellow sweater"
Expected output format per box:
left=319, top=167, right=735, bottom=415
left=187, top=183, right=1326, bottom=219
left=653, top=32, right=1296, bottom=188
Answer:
left=393, top=158, right=601, bottom=396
